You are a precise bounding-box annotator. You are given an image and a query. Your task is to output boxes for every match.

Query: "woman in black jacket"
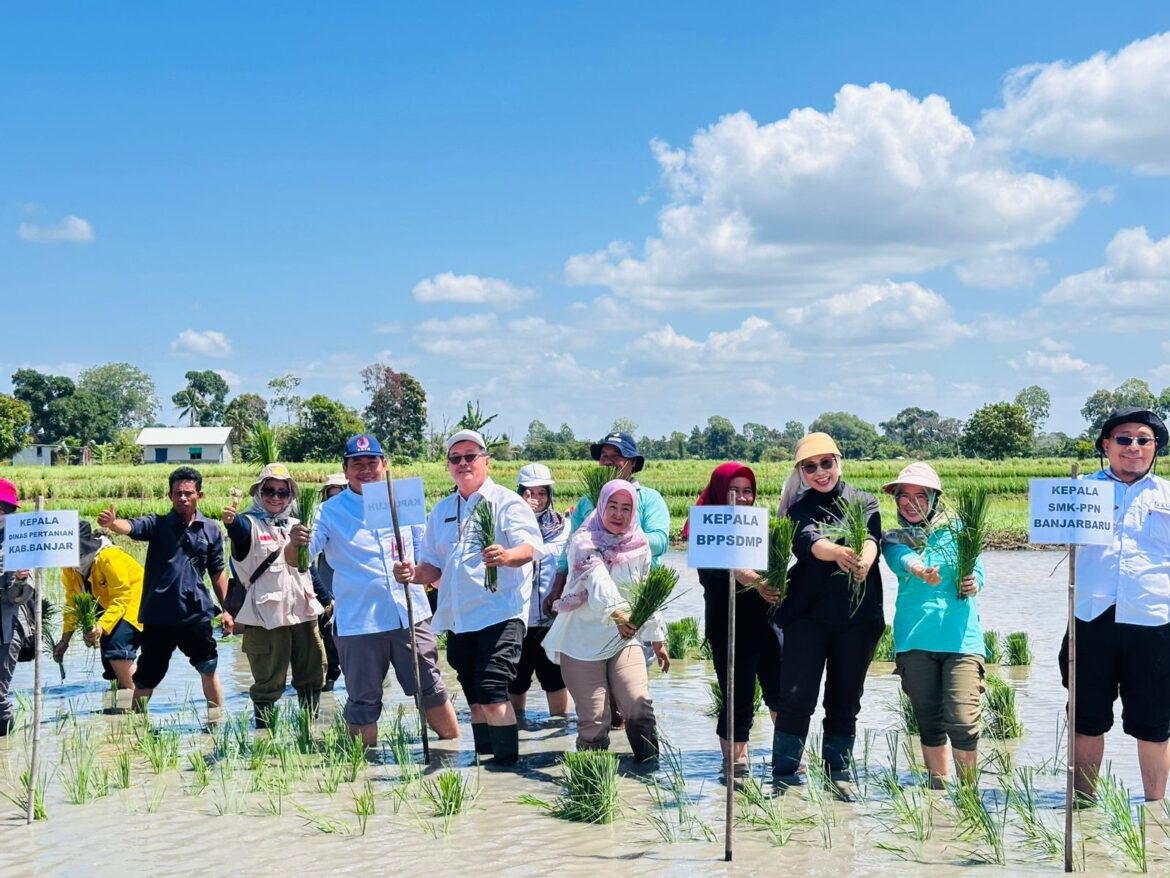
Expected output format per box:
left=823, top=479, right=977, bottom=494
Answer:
left=771, top=433, right=884, bottom=796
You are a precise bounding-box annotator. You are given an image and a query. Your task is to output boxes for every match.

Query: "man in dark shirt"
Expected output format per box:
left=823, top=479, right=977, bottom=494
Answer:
left=98, top=466, right=230, bottom=714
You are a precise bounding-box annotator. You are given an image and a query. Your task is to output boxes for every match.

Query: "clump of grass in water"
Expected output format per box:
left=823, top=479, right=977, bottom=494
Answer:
left=872, top=624, right=895, bottom=662
left=113, top=749, right=132, bottom=789
left=756, top=515, right=797, bottom=607
left=422, top=769, right=479, bottom=818
left=1, top=767, right=49, bottom=820
left=1000, top=767, right=1062, bottom=858
left=187, top=751, right=211, bottom=794
left=1004, top=631, right=1032, bottom=666
left=140, top=723, right=182, bottom=773
left=577, top=464, right=622, bottom=511
left=665, top=616, right=702, bottom=660
left=60, top=729, right=110, bottom=804
left=468, top=499, right=498, bottom=592
left=353, top=780, right=376, bottom=834
left=737, top=775, right=818, bottom=847
left=706, top=678, right=763, bottom=719
left=817, top=496, right=870, bottom=617
left=1097, top=770, right=1148, bottom=873
left=896, top=690, right=919, bottom=737
left=982, top=676, right=1024, bottom=740
left=873, top=768, right=934, bottom=844
left=644, top=736, right=715, bottom=843
left=518, top=750, right=621, bottom=824
left=295, top=488, right=317, bottom=573
left=947, top=778, right=1006, bottom=865
left=983, top=630, right=1003, bottom=664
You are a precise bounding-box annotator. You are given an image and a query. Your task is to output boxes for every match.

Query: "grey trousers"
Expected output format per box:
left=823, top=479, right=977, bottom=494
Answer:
left=0, top=602, right=33, bottom=728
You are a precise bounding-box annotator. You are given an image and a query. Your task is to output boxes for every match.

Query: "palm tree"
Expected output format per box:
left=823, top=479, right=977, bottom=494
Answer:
left=173, top=387, right=208, bottom=427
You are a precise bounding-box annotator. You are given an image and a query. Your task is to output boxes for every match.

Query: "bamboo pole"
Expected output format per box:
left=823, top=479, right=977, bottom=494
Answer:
left=724, top=488, right=736, bottom=863
left=26, top=495, right=45, bottom=824
left=1064, top=462, right=1079, bottom=873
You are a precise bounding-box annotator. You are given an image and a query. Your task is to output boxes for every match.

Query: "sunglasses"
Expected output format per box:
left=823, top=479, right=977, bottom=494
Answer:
left=1111, top=435, right=1155, bottom=447
left=261, top=488, right=292, bottom=499
left=447, top=453, right=485, bottom=465
left=801, top=457, right=836, bottom=475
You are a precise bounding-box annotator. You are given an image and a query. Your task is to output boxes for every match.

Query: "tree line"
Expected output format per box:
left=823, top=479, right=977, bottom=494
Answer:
left=3, top=363, right=1169, bottom=464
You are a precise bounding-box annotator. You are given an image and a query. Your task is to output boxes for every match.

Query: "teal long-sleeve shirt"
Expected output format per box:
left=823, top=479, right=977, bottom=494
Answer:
left=555, top=483, right=671, bottom=574
left=881, top=524, right=986, bottom=657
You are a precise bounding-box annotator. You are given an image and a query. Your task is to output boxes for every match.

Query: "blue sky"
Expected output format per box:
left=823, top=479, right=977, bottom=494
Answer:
left=4, top=3, right=1170, bottom=442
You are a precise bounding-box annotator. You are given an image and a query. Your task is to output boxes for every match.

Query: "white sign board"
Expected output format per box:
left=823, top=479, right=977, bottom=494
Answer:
left=1028, top=478, right=1114, bottom=546
left=686, top=505, right=769, bottom=569
left=362, top=478, right=427, bottom=529
left=3, top=510, right=80, bottom=569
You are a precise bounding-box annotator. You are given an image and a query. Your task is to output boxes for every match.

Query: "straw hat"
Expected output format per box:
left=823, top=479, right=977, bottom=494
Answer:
left=792, top=432, right=841, bottom=463
left=249, top=462, right=299, bottom=498
left=881, top=461, right=943, bottom=495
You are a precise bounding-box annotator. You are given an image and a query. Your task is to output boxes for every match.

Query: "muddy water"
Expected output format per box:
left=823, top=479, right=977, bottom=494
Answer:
left=0, top=551, right=1158, bottom=876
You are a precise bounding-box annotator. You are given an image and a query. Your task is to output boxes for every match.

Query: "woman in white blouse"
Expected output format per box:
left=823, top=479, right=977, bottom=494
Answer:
left=542, top=479, right=667, bottom=763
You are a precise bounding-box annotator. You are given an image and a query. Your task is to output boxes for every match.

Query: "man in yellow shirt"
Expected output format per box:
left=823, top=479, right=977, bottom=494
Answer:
left=54, top=521, right=145, bottom=692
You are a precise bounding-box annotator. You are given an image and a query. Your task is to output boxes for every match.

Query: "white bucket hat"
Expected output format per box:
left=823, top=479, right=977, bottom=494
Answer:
left=517, top=463, right=555, bottom=487
left=881, top=461, right=943, bottom=495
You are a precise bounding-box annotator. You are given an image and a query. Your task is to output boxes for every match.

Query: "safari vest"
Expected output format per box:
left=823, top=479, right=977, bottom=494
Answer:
left=234, top=516, right=323, bottom=630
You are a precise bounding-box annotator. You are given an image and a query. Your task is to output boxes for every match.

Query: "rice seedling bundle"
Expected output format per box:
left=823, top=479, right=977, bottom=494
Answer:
left=951, top=487, right=991, bottom=598
left=665, top=616, right=702, bottom=660
left=817, top=496, right=871, bottom=616
left=65, top=592, right=101, bottom=644
left=423, top=769, right=477, bottom=817
left=983, top=630, right=1003, bottom=664
left=244, top=425, right=280, bottom=466
left=706, top=678, right=764, bottom=718
left=1003, top=631, right=1032, bottom=666
left=625, top=565, right=680, bottom=633
left=576, top=465, right=623, bottom=511
left=982, top=676, right=1024, bottom=740
left=519, top=750, right=621, bottom=824
left=41, top=597, right=66, bottom=681
left=756, top=515, right=796, bottom=606
left=468, top=498, right=498, bottom=591
left=295, top=488, right=317, bottom=573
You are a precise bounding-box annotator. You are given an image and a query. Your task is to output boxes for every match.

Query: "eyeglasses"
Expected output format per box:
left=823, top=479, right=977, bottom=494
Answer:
left=447, top=453, right=485, bottom=465
left=800, top=457, right=836, bottom=475
left=261, top=488, right=291, bottom=499
left=1111, top=435, right=1155, bottom=447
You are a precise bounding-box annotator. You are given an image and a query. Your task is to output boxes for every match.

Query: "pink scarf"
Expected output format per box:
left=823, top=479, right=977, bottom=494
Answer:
left=570, top=479, right=649, bottom=577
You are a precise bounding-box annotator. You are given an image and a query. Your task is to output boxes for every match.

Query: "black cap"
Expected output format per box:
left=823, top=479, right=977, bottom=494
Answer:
left=1096, top=406, right=1169, bottom=453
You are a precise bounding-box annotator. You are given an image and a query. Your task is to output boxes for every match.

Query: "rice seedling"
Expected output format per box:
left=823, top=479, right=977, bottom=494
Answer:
left=41, top=597, right=66, bottom=682
left=577, top=464, right=622, bottom=510
left=422, top=769, right=479, bottom=818
left=294, top=802, right=353, bottom=834
left=736, top=775, right=818, bottom=846
left=872, top=624, right=895, bottom=662
left=665, top=616, right=702, bottom=660
left=518, top=750, right=621, bottom=824
left=113, top=749, right=132, bottom=789
left=144, top=782, right=167, bottom=815
left=468, top=498, right=498, bottom=591
left=951, top=487, right=991, bottom=598
left=386, top=717, right=422, bottom=787
left=64, top=592, right=101, bottom=644
left=756, top=515, right=797, bottom=606
left=353, top=780, right=376, bottom=834
left=1, top=767, right=48, bottom=820
left=1000, top=767, right=1062, bottom=858
left=295, top=487, right=317, bottom=572
left=210, top=763, right=242, bottom=816
left=1097, top=770, right=1148, bottom=873
left=947, top=778, right=1006, bottom=865
left=140, top=723, right=182, bottom=773
left=982, top=676, right=1025, bottom=740
left=60, top=729, right=109, bottom=804
left=624, top=565, right=681, bottom=633
left=983, top=630, right=1004, bottom=664
left=317, top=759, right=347, bottom=795
left=643, top=736, right=715, bottom=843
left=896, top=690, right=920, bottom=737
left=874, top=768, right=934, bottom=843
left=187, top=751, right=211, bottom=794
left=243, top=425, right=280, bottom=466
left=1004, top=631, right=1032, bottom=666
left=817, top=496, right=870, bottom=616
left=706, top=678, right=763, bottom=718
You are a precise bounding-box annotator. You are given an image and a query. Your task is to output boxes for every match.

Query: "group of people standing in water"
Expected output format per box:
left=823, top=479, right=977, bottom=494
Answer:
left=3, top=404, right=1169, bottom=805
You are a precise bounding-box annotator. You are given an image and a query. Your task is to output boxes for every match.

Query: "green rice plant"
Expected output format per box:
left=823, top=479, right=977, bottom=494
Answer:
left=518, top=750, right=621, bottom=824
left=736, top=775, right=818, bottom=846
left=187, top=751, right=211, bottom=794
left=1004, top=631, right=1032, bottom=666
left=141, top=723, right=182, bottom=773
left=293, top=801, right=353, bottom=834
left=817, top=495, right=871, bottom=616
left=947, top=777, right=1006, bottom=865
left=643, top=736, right=715, bottom=843
left=951, top=487, right=991, bottom=595
left=982, top=675, right=1024, bottom=740
left=1, top=767, right=48, bottom=820
left=756, top=515, right=797, bottom=606
left=874, top=768, right=933, bottom=843
left=1097, top=771, right=1148, bottom=873
left=625, top=565, right=680, bottom=633
left=243, top=425, right=280, bottom=466
left=353, top=780, right=376, bottom=834
left=706, top=678, right=763, bottom=718
left=896, top=690, right=919, bottom=737
left=983, top=630, right=1003, bottom=664
left=65, top=592, right=101, bottom=642
left=113, top=749, right=132, bottom=789
left=1000, top=767, right=1062, bottom=858
left=872, top=624, right=895, bottom=662
left=295, top=487, right=317, bottom=572
left=577, top=464, right=622, bottom=510
left=60, top=729, right=109, bottom=804
left=42, top=597, right=66, bottom=682
left=210, top=763, right=242, bottom=816
left=422, top=769, right=478, bottom=818
left=469, top=498, right=498, bottom=591
left=386, top=714, right=422, bottom=787
left=665, top=616, right=702, bottom=660
left=317, top=758, right=347, bottom=795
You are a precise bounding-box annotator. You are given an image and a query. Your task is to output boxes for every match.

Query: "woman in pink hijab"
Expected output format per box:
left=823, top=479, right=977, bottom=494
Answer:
left=542, top=480, right=666, bottom=763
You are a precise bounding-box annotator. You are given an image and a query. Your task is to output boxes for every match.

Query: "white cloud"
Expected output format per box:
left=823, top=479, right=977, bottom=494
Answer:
left=785, top=281, right=968, bottom=349
left=1019, top=350, right=1094, bottom=374
left=374, top=321, right=402, bottom=334
left=981, top=32, right=1170, bottom=174
left=568, top=295, right=657, bottom=332
left=213, top=369, right=241, bottom=389
left=566, top=83, right=1082, bottom=309
left=170, top=329, right=232, bottom=358
left=18, top=214, right=94, bottom=244
left=412, top=272, right=536, bottom=307
left=1043, top=227, right=1170, bottom=322
left=955, top=253, right=1048, bottom=288
left=631, top=317, right=791, bottom=370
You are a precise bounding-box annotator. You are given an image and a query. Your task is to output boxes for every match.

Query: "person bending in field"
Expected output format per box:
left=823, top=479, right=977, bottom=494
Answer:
left=0, top=478, right=34, bottom=736
left=55, top=520, right=146, bottom=693
left=98, top=465, right=231, bottom=715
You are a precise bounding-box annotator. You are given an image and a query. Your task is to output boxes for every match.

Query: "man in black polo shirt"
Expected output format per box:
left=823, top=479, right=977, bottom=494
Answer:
left=98, top=465, right=231, bottom=713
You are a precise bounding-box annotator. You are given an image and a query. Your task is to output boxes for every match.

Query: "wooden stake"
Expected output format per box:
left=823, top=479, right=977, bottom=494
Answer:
left=724, top=488, right=736, bottom=863
left=26, top=495, right=45, bottom=824
left=1064, top=462, right=1079, bottom=872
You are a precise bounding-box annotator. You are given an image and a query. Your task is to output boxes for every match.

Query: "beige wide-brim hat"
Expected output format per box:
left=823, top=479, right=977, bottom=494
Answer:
left=881, top=461, right=943, bottom=495
left=792, top=432, right=841, bottom=463
left=250, top=462, right=299, bottom=498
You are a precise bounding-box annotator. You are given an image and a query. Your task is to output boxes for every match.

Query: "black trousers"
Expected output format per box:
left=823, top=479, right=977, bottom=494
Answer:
left=705, top=584, right=781, bottom=742
left=773, top=618, right=884, bottom=740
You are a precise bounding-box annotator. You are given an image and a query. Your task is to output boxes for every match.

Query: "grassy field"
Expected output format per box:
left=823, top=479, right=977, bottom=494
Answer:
left=5, top=457, right=1084, bottom=546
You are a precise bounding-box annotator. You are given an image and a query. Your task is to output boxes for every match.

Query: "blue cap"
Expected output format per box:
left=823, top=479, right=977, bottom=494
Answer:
left=590, top=431, right=645, bottom=473
left=344, top=434, right=385, bottom=458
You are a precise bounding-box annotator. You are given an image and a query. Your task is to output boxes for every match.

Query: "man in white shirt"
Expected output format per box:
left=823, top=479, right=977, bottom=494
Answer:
left=393, top=429, right=541, bottom=766
left=1061, top=406, right=1170, bottom=802
left=303, top=434, right=459, bottom=748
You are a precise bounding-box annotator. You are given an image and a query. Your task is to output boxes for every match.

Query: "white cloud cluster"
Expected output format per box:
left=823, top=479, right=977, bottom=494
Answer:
left=170, top=329, right=232, bottom=358
left=412, top=272, right=536, bottom=307
left=566, top=83, right=1082, bottom=308
left=18, top=214, right=94, bottom=244
left=1043, top=226, right=1170, bottom=322
left=785, top=281, right=967, bottom=349
left=955, top=253, right=1048, bottom=289
left=981, top=32, right=1170, bottom=174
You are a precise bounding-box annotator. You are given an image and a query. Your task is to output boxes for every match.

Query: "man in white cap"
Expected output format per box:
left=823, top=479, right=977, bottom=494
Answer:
left=394, top=429, right=542, bottom=766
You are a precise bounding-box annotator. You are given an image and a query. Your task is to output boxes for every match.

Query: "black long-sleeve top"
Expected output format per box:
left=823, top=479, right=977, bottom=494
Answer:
left=776, top=481, right=884, bottom=627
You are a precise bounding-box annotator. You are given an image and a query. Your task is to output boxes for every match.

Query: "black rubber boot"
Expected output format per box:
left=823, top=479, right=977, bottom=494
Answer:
left=771, top=729, right=805, bottom=788
left=296, top=689, right=321, bottom=717
left=488, top=723, right=520, bottom=766
left=471, top=722, right=493, bottom=755
left=627, top=719, right=659, bottom=766
left=822, top=734, right=858, bottom=801
left=253, top=701, right=277, bottom=730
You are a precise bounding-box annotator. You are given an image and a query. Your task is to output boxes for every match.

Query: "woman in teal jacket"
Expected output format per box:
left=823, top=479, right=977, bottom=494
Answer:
left=881, top=462, right=985, bottom=787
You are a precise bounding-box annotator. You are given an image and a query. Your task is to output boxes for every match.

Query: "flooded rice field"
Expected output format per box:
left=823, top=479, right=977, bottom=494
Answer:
left=1, top=550, right=1163, bottom=876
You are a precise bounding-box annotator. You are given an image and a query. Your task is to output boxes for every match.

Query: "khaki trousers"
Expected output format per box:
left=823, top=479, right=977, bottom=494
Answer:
left=561, top=644, right=657, bottom=759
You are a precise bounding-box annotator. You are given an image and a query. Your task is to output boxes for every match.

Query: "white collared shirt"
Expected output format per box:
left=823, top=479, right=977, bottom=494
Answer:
left=309, top=487, right=432, bottom=637
left=1075, top=469, right=1170, bottom=626
left=419, top=476, right=542, bottom=634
